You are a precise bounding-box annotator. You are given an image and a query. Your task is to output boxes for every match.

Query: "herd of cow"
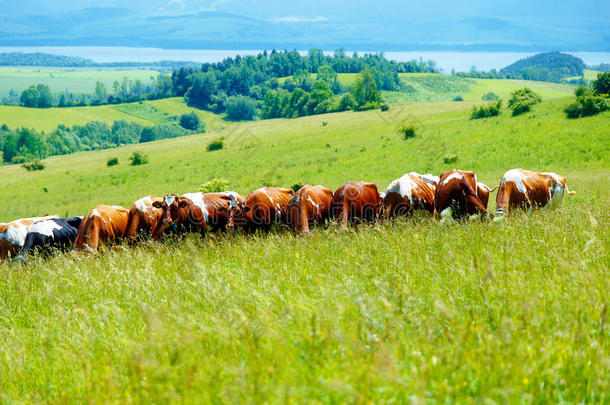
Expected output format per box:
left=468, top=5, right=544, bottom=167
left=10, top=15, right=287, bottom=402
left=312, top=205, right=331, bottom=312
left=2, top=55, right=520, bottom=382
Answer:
left=0, top=168, right=575, bottom=261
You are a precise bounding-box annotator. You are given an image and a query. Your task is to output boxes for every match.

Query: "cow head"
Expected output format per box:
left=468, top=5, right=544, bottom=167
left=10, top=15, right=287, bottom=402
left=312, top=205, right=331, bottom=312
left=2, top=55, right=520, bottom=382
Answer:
left=152, top=194, right=189, bottom=228
left=222, top=200, right=250, bottom=231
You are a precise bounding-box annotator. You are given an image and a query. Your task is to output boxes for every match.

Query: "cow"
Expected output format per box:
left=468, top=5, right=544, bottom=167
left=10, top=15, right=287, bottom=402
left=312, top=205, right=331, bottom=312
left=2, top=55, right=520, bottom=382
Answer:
left=0, top=215, right=58, bottom=259
left=17, top=216, right=83, bottom=259
left=476, top=182, right=498, bottom=210
left=225, top=187, right=294, bottom=233
left=152, top=191, right=245, bottom=238
left=382, top=172, right=439, bottom=218
left=331, top=181, right=380, bottom=226
left=124, top=196, right=163, bottom=242
left=494, top=169, right=576, bottom=219
left=286, top=185, right=333, bottom=234
left=74, top=205, right=129, bottom=252
left=435, top=170, right=490, bottom=221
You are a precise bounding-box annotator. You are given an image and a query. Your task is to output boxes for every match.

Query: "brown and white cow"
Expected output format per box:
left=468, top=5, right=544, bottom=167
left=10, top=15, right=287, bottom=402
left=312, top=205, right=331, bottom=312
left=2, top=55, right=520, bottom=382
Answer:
left=124, top=196, right=163, bottom=241
left=0, top=215, right=58, bottom=259
left=151, top=191, right=244, bottom=238
left=331, top=181, right=380, bottom=226
left=435, top=170, right=490, bottom=221
left=494, top=169, right=576, bottom=219
left=382, top=172, right=439, bottom=218
left=74, top=205, right=129, bottom=252
left=286, top=185, right=333, bottom=234
left=225, top=187, right=294, bottom=233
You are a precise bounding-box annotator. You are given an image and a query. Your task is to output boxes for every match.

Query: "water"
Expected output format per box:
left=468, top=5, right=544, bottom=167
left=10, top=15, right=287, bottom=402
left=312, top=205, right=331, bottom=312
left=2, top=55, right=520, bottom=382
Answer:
left=0, top=47, right=608, bottom=73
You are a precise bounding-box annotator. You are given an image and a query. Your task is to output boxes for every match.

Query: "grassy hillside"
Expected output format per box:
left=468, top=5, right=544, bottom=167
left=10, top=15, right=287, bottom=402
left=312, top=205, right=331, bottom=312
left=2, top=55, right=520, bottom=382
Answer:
left=382, top=74, right=575, bottom=103
left=0, top=98, right=608, bottom=403
left=0, top=66, right=157, bottom=98
left=0, top=97, right=232, bottom=132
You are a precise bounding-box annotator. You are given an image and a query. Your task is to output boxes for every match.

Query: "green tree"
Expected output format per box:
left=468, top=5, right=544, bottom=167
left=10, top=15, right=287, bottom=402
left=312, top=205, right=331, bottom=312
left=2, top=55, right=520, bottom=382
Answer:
left=225, top=96, right=258, bottom=121
left=185, top=71, right=218, bottom=109
left=94, top=81, right=107, bottom=102
left=592, top=72, right=610, bottom=95
left=351, top=69, right=380, bottom=109
left=36, top=84, right=53, bottom=108
left=179, top=112, right=201, bottom=131
left=20, top=86, right=40, bottom=107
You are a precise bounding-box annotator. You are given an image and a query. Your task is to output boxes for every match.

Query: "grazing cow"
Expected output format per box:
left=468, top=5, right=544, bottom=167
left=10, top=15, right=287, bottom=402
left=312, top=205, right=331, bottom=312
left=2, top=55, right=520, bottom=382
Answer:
left=286, top=185, right=333, bottom=234
left=495, top=169, right=576, bottom=219
left=124, top=196, right=163, bottom=241
left=435, top=170, right=489, bottom=220
left=331, top=181, right=380, bottom=226
left=0, top=215, right=58, bottom=259
left=383, top=172, right=439, bottom=218
left=17, top=216, right=83, bottom=259
left=226, top=187, right=294, bottom=233
left=152, top=191, right=245, bottom=238
left=74, top=205, right=129, bottom=252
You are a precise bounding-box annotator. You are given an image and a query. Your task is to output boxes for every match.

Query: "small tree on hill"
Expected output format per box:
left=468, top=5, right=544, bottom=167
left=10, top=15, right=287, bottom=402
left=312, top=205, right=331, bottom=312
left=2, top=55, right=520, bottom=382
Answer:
left=592, top=72, right=610, bottom=96
left=179, top=112, right=201, bottom=131
left=351, top=69, right=381, bottom=110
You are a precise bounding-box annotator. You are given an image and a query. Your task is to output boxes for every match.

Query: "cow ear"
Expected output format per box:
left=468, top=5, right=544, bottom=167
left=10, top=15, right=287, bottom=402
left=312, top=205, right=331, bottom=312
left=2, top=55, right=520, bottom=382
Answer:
left=219, top=204, right=228, bottom=213
left=178, top=199, right=189, bottom=208
left=152, top=201, right=163, bottom=208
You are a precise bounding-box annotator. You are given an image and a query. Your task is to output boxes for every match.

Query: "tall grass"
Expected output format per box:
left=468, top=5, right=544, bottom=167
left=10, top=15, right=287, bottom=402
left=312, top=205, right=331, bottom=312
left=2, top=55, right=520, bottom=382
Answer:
left=0, top=98, right=608, bottom=402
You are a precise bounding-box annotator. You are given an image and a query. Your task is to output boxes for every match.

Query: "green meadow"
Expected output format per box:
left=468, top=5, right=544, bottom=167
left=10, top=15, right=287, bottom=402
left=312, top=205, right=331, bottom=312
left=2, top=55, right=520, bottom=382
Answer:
left=0, top=66, right=157, bottom=98
left=0, top=97, right=234, bottom=132
left=0, top=91, right=608, bottom=402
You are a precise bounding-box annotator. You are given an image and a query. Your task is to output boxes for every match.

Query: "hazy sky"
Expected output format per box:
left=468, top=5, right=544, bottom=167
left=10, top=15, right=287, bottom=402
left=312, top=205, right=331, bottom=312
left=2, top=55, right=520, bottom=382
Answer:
left=1, top=0, right=608, bottom=21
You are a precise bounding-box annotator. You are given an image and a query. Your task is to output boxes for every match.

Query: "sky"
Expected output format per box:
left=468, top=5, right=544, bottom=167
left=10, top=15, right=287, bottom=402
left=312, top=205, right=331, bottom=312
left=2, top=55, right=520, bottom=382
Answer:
left=0, top=0, right=608, bottom=51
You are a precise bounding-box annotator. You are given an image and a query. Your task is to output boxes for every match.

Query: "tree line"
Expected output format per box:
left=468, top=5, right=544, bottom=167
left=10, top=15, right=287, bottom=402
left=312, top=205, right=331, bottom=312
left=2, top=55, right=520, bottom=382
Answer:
left=0, top=116, right=202, bottom=164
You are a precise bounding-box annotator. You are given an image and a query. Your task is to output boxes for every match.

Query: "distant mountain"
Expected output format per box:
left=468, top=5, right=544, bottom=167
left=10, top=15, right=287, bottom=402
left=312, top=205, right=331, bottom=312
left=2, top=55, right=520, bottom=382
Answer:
left=0, top=2, right=608, bottom=51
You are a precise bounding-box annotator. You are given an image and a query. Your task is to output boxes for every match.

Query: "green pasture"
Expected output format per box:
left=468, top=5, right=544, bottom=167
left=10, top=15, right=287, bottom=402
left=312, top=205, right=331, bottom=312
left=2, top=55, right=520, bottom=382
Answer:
left=0, top=97, right=608, bottom=403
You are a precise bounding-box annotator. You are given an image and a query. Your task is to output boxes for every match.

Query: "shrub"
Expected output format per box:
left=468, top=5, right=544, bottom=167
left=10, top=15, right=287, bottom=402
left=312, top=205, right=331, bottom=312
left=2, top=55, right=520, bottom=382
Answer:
left=380, top=104, right=390, bottom=111
left=355, top=101, right=380, bottom=111
left=471, top=100, right=502, bottom=119
left=399, top=123, right=417, bottom=139
left=291, top=183, right=305, bottom=192
left=482, top=92, right=499, bottom=101
left=129, top=152, right=149, bottom=166
left=179, top=112, right=201, bottom=131
left=200, top=178, right=230, bottom=193
left=107, top=157, right=119, bottom=166
left=225, top=95, right=258, bottom=121
left=338, top=93, right=356, bottom=111
left=565, top=80, right=610, bottom=118
left=22, top=159, right=45, bottom=171
left=508, top=88, right=541, bottom=116
left=443, top=155, right=458, bottom=164
left=207, top=138, right=224, bottom=152
left=452, top=95, right=463, bottom=101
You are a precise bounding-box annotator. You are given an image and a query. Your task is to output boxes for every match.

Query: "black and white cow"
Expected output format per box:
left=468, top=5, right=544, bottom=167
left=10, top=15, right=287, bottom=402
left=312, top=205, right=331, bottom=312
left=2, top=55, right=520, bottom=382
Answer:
left=17, top=216, right=83, bottom=259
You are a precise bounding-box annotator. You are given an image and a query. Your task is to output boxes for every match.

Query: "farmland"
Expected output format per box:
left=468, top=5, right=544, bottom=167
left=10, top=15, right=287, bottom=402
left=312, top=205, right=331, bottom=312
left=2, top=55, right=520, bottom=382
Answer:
left=0, top=93, right=608, bottom=402
left=0, top=97, right=233, bottom=132
left=0, top=66, right=158, bottom=98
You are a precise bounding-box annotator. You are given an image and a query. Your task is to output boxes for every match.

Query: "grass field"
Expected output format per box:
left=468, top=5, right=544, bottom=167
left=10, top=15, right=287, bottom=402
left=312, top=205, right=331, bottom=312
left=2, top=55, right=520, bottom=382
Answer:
left=0, top=97, right=608, bottom=402
left=0, top=97, right=233, bottom=132
left=0, top=66, right=158, bottom=98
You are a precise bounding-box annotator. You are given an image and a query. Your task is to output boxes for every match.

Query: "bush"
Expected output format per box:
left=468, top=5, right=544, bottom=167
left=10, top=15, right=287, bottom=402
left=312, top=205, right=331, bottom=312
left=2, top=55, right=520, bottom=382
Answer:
left=200, top=178, right=230, bottom=193
left=107, top=157, right=119, bottom=166
left=338, top=93, right=356, bottom=111
left=564, top=80, right=610, bottom=118
left=129, top=152, right=149, bottom=166
left=22, top=159, right=45, bottom=171
left=471, top=100, right=502, bottom=119
left=226, top=95, right=258, bottom=121
left=380, top=104, right=390, bottom=111
left=207, top=138, right=224, bottom=152
left=399, top=123, right=417, bottom=139
left=179, top=112, right=201, bottom=131
left=355, top=101, right=380, bottom=111
left=482, top=92, right=499, bottom=101
left=443, top=155, right=459, bottom=164
left=291, top=183, right=305, bottom=192
left=508, top=88, right=541, bottom=116
left=452, top=95, right=463, bottom=101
